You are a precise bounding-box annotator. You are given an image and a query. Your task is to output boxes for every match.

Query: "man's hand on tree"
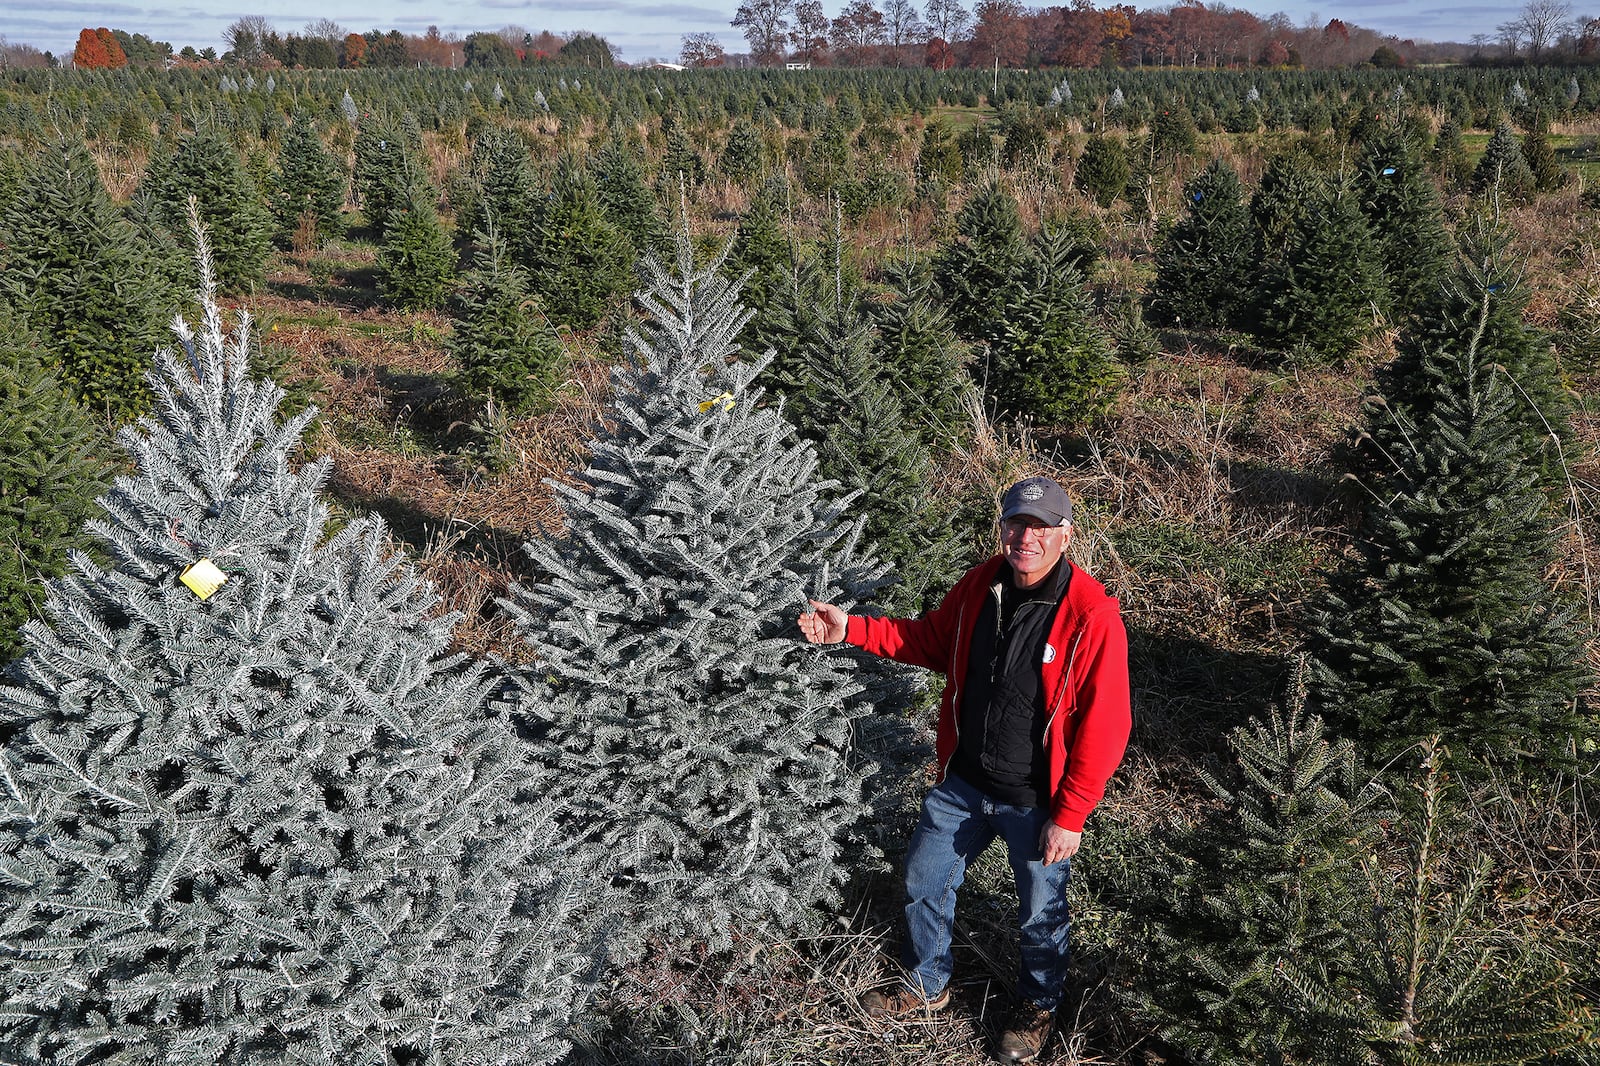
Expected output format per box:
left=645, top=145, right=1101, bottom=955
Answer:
left=799, top=600, right=847, bottom=644
left=1040, top=822, right=1081, bottom=866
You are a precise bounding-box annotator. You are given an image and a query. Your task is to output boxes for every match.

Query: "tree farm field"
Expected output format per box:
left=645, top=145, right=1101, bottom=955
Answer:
left=3, top=64, right=1600, bottom=1065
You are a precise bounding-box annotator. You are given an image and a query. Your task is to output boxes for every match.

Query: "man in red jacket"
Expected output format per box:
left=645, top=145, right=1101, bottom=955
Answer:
left=799, top=476, right=1131, bottom=1064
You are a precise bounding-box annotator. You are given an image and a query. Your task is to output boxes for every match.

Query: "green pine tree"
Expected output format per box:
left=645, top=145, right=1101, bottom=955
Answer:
left=1074, top=133, right=1131, bottom=208
left=1520, top=113, right=1570, bottom=194
left=655, top=111, right=706, bottom=194
left=123, top=182, right=193, bottom=317
left=1122, top=667, right=1389, bottom=1066
left=458, top=125, right=540, bottom=241
left=450, top=225, right=565, bottom=415
left=1254, top=178, right=1388, bottom=362
left=522, top=156, right=634, bottom=331
left=719, top=120, right=768, bottom=183
left=1305, top=244, right=1593, bottom=774
left=1249, top=152, right=1325, bottom=284
left=1147, top=157, right=1255, bottom=330
left=989, top=222, right=1121, bottom=427
left=1150, top=103, right=1200, bottom=162
left=1281, top=743, right=1596, bottom=1065
left=915, top=118, right=964, bottom=192
left=352, top=117, right=423, bottom=236
left=931, top=179, right=1030, bottom=344
left=785, top=252, right=965, bottom=616
left=376, top=180, right=457, bottom=310
left=727, top=177, right=793, bottom=357
left=266, top=110, right=345, bottom=246
left=1368, top=212, right=1572, bottom=494
left=590, top=134, right=666, bottom=259
left=0, top=234, right=591, bottom=1065
left=0, top=309, right=111, bottom=663
left=500, top=225, right=895, bottom=962
left=0, top=138, right=171, bottom=420
left=145, top=129, right=274, bottom=292
left=1429, top=118, right=1472, bottom=194
left=1353, top=124, right=1453, bottom=324
left=749, top=247, right=839, bottom=401
left=866, top=252, right=975, bottom=448
left=798, top=117, right=852, bottom=197
left=1471, top=120, right=1536, bottom=205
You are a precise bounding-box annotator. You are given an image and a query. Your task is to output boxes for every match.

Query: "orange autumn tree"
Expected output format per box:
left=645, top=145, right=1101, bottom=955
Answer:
left=97, top=29, right=128, bottom=67
left=72, top=29, right=109, bottom=68
left=73, top=27, right=127, bottom=69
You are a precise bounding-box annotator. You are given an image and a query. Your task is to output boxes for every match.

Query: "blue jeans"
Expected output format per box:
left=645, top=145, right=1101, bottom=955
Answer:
left=900, top=773, right=1072, bottom=1010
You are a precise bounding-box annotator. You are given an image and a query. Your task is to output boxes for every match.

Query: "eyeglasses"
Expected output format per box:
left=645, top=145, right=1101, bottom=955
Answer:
left=1000, top=517, right=1063, bottom=539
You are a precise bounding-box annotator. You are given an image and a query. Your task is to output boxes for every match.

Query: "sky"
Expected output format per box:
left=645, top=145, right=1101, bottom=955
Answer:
left=0, top=0, right=1506, bottom=66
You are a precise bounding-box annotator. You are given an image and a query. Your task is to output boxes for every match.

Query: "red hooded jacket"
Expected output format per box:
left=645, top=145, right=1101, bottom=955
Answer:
left=845, top=555, right=1131, bottom=833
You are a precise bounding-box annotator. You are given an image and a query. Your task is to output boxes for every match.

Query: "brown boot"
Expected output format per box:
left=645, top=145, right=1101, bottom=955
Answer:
left=861, top=983, right=951, bottom=1019
left=995, top=1002, right=1054, bottom=1063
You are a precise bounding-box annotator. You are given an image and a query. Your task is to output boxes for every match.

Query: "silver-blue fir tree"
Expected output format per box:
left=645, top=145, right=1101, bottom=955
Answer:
left=0, top=232, right=588, bottom=1066
left=501, top=226, right=895, bottom=961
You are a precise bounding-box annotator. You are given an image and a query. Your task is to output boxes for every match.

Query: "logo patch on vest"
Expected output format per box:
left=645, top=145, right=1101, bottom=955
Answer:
left=1042, top=643, right=1057, bottom=664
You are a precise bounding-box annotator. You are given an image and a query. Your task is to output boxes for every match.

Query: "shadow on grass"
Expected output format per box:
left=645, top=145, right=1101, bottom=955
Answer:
left=1221, top=456, right=1343, bottom=515
left=322, top=476, right=540, bottom=581
left=375, top=364, right=458, bottom=427
left=1128, top=625, right=1285, bottom=756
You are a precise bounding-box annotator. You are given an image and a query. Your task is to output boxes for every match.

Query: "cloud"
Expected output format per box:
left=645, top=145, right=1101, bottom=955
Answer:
left=631, top=3, right=729, bottom=18
left=8, top=0, right=144, bottom=14
left=516, top=0, right=725, bottom=16
left=1241, top=0, right=1501, bottom=38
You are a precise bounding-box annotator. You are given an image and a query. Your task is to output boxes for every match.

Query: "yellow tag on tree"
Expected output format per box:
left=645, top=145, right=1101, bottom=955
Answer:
left=179, top=559, right=228, bottom=600
left=697, top=392, right=735, bottom=414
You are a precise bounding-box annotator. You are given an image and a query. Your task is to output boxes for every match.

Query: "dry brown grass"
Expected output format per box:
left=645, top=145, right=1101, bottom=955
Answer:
left=566, top=898, right=1132, bottom=1066
left=88, top=142, right=149, bottom=201
left=1059, top=344, right=1364, bottom=655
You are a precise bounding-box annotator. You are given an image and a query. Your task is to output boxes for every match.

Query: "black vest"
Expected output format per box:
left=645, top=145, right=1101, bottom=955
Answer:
left=949, top=557, right=1071, bottom=807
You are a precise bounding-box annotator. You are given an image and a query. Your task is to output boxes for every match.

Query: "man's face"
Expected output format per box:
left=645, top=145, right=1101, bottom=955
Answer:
left=1000, top=515, right=1070, bottom=589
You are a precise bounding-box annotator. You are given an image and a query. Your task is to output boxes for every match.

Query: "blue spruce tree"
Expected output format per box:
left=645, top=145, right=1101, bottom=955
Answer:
left=501, top=226, right=895, bottom=961
left=0, top=230, right=589, bottom=1066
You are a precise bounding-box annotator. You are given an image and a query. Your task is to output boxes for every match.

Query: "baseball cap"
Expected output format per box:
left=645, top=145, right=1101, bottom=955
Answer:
left=1000, top=476, right=1073, bottom=527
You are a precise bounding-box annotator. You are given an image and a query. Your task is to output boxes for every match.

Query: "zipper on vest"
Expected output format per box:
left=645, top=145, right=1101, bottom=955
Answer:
left=942, top=599, right=968, bottom=777
left=1041, top=629, right=1086, bottom=752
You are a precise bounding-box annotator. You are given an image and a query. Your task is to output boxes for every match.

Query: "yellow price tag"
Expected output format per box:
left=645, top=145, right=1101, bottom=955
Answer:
left=697, top=392, right=735, bottom=414
left=179, top=559, right=228, bottom=600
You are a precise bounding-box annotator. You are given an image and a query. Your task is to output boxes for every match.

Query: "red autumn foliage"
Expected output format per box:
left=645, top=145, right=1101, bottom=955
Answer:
left=73, top=27, right=127, bottom=69
left=97, top=28, right=128, bottom=67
